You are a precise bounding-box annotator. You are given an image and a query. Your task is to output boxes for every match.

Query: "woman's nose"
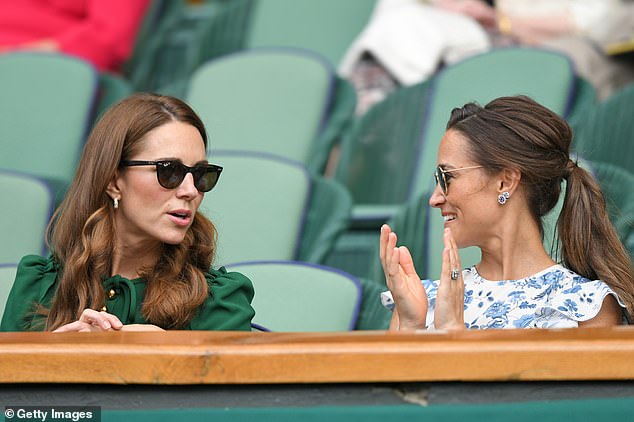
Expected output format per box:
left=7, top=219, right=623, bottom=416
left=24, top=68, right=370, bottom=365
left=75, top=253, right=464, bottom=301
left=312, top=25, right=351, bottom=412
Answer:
left=176, top=172, right=199, bottom=198
left=429, top=183, right=446, bottom=208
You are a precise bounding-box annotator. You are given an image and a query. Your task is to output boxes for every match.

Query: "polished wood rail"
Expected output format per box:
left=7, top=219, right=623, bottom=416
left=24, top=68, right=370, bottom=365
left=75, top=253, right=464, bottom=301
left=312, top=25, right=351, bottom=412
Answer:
left=1, top=327, right=634, bottom=384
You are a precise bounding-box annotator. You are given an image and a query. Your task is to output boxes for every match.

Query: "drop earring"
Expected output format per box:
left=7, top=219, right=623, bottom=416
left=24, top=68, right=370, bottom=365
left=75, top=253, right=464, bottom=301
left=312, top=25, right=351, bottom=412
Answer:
left=497, top=191, right=510, bottom=205
left=113, top=198, right=119, bottom=209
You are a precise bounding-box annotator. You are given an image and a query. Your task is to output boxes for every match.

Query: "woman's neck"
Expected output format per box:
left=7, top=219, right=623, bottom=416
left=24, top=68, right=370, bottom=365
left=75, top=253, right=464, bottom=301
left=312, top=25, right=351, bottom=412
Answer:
left=477, top=212, right=556, bottom=281
left=110, top=239, right=161, bottom=279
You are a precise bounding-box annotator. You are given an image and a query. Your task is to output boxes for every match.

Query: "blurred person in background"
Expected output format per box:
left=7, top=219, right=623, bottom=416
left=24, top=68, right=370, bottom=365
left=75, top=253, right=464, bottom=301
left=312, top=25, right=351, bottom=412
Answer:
left=0, top=0, right=150, bottom=72
left=341, top=0, right=634, bottom=115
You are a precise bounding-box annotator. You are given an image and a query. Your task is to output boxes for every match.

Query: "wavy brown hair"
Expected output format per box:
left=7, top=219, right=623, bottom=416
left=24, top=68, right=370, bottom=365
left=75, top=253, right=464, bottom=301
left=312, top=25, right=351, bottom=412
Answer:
left=447, top=95, right=634, bottom=319
left=45, top=93, right=217, bottom=330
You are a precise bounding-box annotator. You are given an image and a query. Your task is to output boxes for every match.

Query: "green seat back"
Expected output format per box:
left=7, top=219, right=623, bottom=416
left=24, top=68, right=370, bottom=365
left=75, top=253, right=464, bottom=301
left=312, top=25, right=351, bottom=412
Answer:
left=354, top=277, right=392, bottom=330
left=0, top=264, right=18, bottom=322
left=327, top=80, right=430, bottom=279
left=93, top=72, right=133, bottom=122
left=198, top=151, right=311, bottom=266
left=143, top=0, right=253, bottom=96
left=572, top=83, right=634, bottom=174
left=297, top=176, right=352, bottom=264
left=0, top=52, right=98, bottom=197
left=225, top=261, right=361, bottom=331
left=336, top=80, right=431, bottom=207
left=187, top=49, right=335, bottom=169
left=588, top=161, right=634, bottom=263
left=246, top=0, right=376, bottom=65
left=0, top=171, right=53, bottom=264
left=566, top=76, right=598, bottom=130
left=419, top=48, right=575, bottom=279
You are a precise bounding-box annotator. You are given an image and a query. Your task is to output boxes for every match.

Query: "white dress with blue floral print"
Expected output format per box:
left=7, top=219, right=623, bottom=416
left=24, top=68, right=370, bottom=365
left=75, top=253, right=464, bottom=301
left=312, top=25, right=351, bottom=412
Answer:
left=380, top=265, right=625, bottom=329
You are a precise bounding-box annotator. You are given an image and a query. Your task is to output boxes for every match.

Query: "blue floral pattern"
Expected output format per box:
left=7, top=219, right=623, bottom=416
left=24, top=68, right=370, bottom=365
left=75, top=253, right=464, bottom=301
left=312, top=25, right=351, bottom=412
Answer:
left=380, top=265, right=625, bottom=329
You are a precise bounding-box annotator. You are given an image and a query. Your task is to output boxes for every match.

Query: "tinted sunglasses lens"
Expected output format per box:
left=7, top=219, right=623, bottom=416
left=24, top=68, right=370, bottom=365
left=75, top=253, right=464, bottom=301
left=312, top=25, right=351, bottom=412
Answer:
left=193, top=167, right=220, bottom=192
left=156, top=161, right=186, bottom=189
left=435, top=167, right=446, bottom=194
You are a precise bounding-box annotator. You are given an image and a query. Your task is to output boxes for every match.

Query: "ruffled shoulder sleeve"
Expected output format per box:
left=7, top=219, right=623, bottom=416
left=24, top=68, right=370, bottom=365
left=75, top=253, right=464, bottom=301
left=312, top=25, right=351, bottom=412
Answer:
left=535, top=269, right=627, bottom=328
left=188, top=266, right=255, bottom=331
left=0, top=255, right=60, bottom=332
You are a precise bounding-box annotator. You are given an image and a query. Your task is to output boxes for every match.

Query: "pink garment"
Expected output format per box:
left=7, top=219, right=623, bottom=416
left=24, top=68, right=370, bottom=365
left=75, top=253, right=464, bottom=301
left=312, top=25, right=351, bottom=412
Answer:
left=0, top=0, right=151, bottom=72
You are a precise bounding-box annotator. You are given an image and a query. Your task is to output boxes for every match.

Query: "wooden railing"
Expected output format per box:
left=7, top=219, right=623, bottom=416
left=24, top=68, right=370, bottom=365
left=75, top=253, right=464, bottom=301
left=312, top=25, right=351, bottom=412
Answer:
left=1, top=327, right=634, bottom=384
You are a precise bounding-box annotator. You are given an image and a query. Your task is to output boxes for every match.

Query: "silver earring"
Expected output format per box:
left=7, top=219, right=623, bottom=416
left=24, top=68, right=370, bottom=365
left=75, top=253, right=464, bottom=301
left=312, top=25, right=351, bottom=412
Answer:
left=113, top=198, right=119, bottom=209
left=497, top=191, right=510, bottom=205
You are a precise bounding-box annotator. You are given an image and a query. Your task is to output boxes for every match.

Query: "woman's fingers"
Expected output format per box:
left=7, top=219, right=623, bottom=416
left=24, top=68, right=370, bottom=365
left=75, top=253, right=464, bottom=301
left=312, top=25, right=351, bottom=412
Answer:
left=448, top=229, right=462, bottom=273
left=433, top=228, right=465, bottom=330
left=101, top=312, right=123, bottom=330
left=53, top=321, right=89, bottom=333
left=73, top=309, right=123, bottom=331
left=441, top=228, right=461, bottom=283
left=78, top=309, right=112, bottom=330
left=379, top=224, right=389, bottom=263
left=380, top=225, right=428, bottom=330
left=398, top=245, right=417, bottom=277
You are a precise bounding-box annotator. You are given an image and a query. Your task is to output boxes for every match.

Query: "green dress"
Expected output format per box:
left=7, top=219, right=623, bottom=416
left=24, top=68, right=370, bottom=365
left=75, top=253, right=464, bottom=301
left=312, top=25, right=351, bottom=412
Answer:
left=0, top=255, right=255, bottom=331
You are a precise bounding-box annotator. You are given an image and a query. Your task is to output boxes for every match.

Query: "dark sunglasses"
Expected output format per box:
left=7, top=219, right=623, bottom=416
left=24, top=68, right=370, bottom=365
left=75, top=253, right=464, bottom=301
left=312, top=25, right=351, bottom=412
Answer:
left=120, top=160, right=222, bottom=192
left=434, top=165, right=483, bottom=195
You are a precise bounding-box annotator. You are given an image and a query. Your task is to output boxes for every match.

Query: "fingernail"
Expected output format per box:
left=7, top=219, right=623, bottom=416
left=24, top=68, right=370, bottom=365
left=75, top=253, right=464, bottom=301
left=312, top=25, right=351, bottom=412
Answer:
left=104, top=322, right=111, bottom=329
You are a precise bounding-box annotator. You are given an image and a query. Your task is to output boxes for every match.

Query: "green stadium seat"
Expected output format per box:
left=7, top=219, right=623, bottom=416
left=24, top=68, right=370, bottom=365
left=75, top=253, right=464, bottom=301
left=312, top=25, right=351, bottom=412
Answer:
left=0, top=52, right=98, bottom=203
left=572, top=82, right=634, bottom=174
left=198, top=151, right=351, bottom=266
left=0, top=264, right=18, bottom=323
left=225, top=260, right=362, bottom=331
left=187, top=49, right=351, bottom=173
left=245, top=0, right=376, bottom=66
left=0, top=171, right=53, bottom=264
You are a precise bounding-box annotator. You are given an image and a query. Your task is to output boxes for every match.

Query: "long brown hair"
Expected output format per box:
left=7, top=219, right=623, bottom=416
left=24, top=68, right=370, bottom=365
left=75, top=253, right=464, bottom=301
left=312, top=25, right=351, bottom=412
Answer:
left=45, top=93, right=217, bottom=330
left=446, top=95, right=634, bottom=319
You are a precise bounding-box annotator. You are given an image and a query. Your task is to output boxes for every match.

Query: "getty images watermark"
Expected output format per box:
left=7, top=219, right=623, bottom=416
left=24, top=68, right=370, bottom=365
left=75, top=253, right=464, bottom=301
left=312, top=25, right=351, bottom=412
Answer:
left=4, top=407, right=101, bottom=422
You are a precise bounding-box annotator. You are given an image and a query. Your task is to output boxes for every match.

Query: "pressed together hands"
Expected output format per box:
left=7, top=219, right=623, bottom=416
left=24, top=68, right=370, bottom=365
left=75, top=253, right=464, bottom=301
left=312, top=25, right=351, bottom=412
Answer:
left=380, top=224, right=465, bottom=331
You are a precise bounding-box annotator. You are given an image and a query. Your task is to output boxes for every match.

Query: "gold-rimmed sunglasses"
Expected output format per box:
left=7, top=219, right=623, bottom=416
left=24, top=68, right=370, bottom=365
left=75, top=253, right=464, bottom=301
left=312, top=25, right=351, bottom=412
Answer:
left=434, top=165, right=483, bottom=195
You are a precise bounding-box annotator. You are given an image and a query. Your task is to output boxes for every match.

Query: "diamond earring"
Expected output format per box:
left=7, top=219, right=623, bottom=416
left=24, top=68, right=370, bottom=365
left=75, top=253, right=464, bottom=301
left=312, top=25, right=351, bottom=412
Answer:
left=113, top=198, right=119, bottom=209
left=497, top=191, right=510, bottom=205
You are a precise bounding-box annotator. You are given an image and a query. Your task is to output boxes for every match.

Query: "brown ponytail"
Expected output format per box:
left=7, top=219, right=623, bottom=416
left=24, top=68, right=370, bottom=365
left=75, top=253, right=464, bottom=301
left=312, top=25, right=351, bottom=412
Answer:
left=559, top=163, right=634, bottom=318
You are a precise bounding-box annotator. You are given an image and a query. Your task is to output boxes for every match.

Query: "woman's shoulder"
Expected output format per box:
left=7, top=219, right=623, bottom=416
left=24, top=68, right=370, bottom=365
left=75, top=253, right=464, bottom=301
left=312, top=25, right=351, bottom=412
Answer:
left=14, top=254, right=60, bottom=291
left=0, top=254, right=60, bottom=332
left=205, top=266, right=254, bottom=294
left=527, top=265, right=627, bottom=325
left=188, top=266, right=255, bottom=331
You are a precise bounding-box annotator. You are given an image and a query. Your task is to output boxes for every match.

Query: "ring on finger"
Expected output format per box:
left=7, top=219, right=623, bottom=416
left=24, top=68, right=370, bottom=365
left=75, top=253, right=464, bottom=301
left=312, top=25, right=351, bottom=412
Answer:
left=450, top=269, right=460, bottom=280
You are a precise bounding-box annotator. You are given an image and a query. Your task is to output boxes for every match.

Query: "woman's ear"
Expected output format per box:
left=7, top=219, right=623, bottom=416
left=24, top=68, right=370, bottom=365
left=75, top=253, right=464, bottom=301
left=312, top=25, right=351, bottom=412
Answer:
left=105, top=172, right=122, bottom=201
left=498, top=168, right=521, bottom=196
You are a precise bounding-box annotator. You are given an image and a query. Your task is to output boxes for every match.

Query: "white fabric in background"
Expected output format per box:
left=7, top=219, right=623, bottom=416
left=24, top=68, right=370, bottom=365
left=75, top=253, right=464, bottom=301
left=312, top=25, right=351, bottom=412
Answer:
left=338, top=0, right=491, bottom=86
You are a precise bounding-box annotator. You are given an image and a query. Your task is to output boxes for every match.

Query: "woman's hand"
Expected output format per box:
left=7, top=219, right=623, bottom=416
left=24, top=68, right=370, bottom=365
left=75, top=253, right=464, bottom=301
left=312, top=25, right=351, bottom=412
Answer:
left=434, top=228, right=465, bottom=330
left=380, top=224, right=428, bottom=331
left=53, top=309, right=124, bottom=332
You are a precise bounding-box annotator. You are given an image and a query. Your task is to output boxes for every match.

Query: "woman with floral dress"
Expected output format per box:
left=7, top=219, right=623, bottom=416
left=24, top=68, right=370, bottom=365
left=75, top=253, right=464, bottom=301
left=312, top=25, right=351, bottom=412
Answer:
left=380, top=95, right=634, bottom=330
